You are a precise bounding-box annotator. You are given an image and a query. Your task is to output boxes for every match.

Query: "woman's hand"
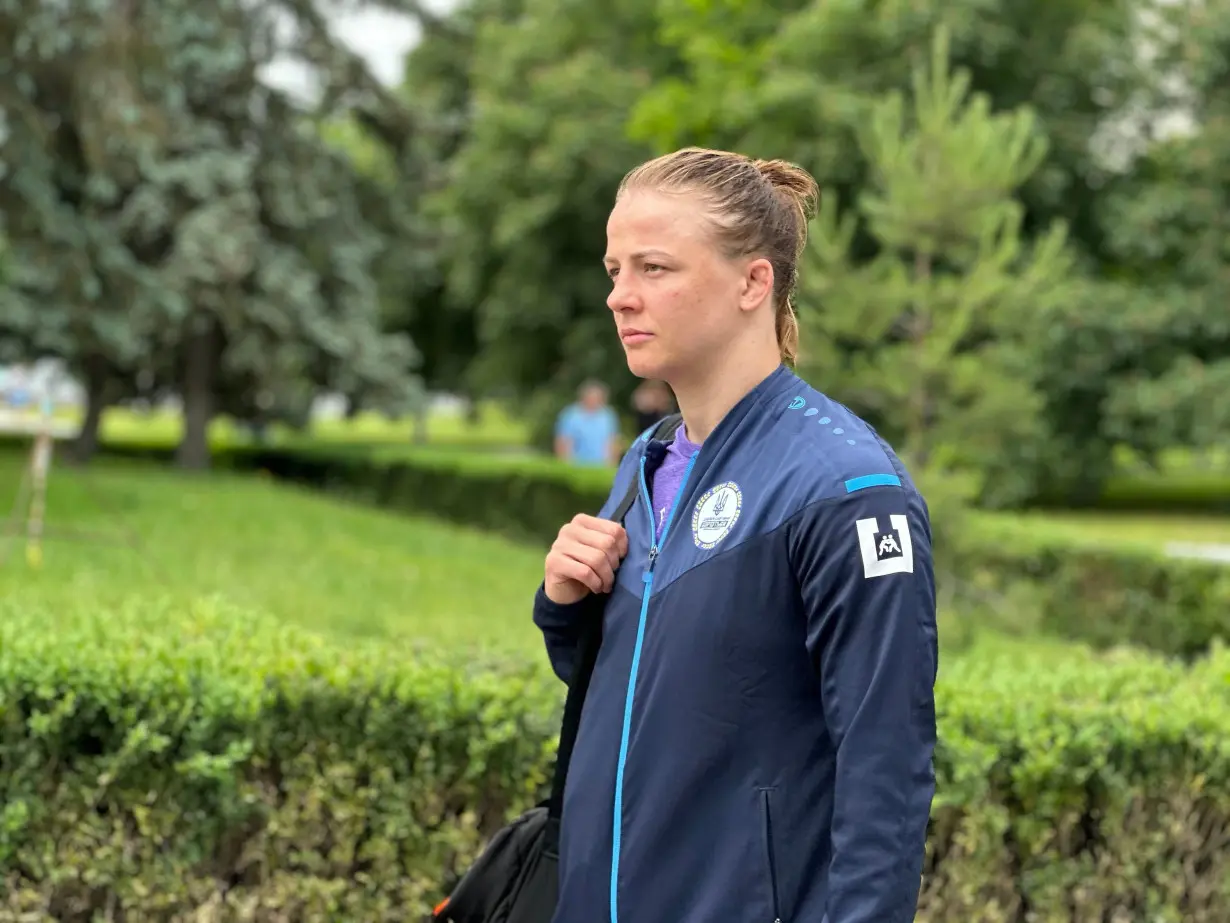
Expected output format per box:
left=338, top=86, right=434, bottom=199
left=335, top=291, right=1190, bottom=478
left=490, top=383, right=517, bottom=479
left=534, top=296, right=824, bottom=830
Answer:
left=544, top=514, right=629, bottom=604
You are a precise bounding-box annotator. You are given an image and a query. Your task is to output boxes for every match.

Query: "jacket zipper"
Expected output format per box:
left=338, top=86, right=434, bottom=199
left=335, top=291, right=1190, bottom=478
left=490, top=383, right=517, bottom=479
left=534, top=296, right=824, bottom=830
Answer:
left=609, top=449, right=698, bottom=923
left=761, top=788, right=782, bottom=923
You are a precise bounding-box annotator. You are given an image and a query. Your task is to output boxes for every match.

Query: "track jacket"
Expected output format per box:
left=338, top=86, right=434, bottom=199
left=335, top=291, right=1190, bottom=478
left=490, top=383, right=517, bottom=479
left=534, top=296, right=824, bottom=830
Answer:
left=533, top=364, right=938, bottom=923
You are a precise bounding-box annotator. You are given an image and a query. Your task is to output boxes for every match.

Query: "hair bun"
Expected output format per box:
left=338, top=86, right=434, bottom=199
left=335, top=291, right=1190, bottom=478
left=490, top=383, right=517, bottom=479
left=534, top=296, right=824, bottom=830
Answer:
left=753, top=159, right=820, bottom=222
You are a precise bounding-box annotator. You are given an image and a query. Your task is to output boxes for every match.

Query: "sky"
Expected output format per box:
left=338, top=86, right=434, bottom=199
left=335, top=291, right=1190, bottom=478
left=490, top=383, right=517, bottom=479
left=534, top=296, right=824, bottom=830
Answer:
left=261, top=3, right=455, bottom=96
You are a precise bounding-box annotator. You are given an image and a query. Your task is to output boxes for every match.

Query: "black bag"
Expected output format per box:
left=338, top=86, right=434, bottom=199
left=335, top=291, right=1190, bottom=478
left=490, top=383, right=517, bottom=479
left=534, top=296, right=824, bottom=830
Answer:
left=431, top=414, right=683, bottom=923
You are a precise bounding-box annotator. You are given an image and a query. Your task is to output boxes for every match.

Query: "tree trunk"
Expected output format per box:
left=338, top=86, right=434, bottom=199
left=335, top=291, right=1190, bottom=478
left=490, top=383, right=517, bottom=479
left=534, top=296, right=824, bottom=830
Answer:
left=176, top=317, right=219, bottom=470
left=69, top=355, right=110, bottom=465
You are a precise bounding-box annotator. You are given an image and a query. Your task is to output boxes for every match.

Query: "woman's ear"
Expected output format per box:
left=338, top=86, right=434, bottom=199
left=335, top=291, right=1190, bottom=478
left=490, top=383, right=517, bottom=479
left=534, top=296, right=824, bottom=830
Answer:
left=739, top=258, right=775, bottom=313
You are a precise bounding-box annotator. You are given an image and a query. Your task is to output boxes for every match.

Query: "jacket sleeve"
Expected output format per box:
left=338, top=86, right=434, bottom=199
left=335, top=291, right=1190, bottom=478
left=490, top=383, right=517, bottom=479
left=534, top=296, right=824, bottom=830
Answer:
left=532, top=583, right=591, bottom=685
left=788, top=483, right=938, bottom=923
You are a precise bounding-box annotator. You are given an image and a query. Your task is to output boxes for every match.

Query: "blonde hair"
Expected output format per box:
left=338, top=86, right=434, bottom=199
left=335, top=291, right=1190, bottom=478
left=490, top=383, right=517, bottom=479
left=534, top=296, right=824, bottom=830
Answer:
left=616, top=147, right=819, bottom=364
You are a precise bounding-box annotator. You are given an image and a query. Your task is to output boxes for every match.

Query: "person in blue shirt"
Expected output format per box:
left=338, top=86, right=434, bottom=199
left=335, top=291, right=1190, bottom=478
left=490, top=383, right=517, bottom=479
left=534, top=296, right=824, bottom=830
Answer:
left=533, top=147, right=938, bottom=923
left=554, top=381, right=621, bottom=466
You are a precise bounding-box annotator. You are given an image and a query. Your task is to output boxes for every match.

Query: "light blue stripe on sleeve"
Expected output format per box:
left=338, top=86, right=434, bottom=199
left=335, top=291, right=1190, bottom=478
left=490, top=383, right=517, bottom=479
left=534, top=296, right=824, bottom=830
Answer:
left=844, top=473, right=902, bottom=493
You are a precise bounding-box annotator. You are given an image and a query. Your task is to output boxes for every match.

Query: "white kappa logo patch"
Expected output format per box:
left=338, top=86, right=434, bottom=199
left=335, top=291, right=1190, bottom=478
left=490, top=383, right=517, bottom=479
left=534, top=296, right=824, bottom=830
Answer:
left=692, top=481, right=742, bottom=549
left=855, top=514, right=914, bottom=578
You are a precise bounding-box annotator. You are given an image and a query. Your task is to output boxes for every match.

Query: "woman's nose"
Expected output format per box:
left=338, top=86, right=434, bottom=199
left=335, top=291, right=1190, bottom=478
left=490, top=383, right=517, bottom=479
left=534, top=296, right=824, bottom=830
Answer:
left=607, top=277, right=638, bottom=313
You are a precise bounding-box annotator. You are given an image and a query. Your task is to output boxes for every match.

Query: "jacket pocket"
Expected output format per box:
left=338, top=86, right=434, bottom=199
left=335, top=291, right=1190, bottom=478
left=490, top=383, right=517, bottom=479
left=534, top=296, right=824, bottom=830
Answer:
left=759, top=788, right=782, bottom=922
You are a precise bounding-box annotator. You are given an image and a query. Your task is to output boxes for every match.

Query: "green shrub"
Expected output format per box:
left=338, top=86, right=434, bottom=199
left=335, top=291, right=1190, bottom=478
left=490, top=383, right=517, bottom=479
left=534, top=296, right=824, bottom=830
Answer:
left=954, top=518, right=1230, bottom=659
left=0, top=598, right=559, bottom=921
left=1097, top=467, right=1230, bottom=514
left=4, top=601, right=1230, bottom=920
left=924, top=642, right=1230, bottom=922
left=172, top=442, right=608, bottom=548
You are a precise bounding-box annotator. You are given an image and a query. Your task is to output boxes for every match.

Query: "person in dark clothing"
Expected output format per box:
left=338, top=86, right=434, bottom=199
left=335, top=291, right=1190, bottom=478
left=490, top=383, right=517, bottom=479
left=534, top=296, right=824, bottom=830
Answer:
left=533, top=147, right=938, bottom=923
left=630, top=379, right=676, bottom=434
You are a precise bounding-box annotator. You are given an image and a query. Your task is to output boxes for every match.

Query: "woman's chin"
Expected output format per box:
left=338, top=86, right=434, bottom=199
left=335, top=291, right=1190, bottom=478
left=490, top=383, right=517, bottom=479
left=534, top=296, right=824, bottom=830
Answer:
left=622, top=343, right=669, bottom=380
left=624, top=354, right=665, bottom=380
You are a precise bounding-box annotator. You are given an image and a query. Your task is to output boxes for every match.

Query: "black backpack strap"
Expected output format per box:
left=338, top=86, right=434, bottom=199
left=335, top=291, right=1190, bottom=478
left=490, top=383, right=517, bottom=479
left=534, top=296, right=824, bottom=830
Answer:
left=544, top=412, right=682, bottom=851
left=647, top=411, right=683, bottom=445
left=608, top=413, right=682, bottom=523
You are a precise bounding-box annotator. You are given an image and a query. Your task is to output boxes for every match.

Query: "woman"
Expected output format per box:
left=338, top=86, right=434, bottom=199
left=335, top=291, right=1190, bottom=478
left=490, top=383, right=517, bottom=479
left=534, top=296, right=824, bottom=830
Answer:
left=534, top=148, right=937, bottom=923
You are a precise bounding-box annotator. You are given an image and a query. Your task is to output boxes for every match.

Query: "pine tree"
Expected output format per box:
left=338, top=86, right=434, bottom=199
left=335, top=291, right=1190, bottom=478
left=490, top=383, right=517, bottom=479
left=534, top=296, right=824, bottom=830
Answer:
left=800, top=25, right=1074, bottom=502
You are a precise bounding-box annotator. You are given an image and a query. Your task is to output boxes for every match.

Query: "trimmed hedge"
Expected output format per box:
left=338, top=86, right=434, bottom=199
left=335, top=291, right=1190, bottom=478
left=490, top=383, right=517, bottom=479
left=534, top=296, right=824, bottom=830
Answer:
left=4, top=599, right=1230, bottom=920
left=1096, top=468, right=1230, bottom=515
left=244, top=444, right=614, bottom=548
left=948, top=520, right=1230, bottom=660
left=924, top=642, right=1230, bottom=922
left=0, top=599, right=558, bottom=921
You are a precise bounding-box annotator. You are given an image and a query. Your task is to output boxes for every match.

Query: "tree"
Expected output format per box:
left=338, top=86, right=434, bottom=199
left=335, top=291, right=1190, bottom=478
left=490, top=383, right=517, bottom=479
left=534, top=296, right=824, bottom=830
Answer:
left=422, top=0, right=681, bottom=445
left=629, top=0, right=1143, bottom=266
left=1093, top=0, right=1230, bottom=460
left=629, top=0, right=1230, bottom=507
left=1012, top=0, right=1230, bottom=503
left=0, top=0, right=424, bottom=468
left=321, top=0, right=513, bottom=439
left=800, top=26, right=1075, bottom=505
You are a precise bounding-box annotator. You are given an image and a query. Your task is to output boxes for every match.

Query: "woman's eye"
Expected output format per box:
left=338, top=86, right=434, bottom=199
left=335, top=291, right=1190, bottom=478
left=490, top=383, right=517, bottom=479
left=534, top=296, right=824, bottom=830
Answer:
left=644, top=263, right=664, bottom=273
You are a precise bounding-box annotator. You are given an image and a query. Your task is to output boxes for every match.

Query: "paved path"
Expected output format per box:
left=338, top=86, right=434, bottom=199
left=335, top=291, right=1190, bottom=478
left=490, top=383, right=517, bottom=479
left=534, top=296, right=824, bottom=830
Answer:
left=1165, top=542, right=1230, bottom=564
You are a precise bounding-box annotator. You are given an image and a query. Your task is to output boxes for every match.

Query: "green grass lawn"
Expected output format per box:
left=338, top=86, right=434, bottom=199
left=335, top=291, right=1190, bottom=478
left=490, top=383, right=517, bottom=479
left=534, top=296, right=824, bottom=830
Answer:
left=0, top=450, right=550, bottom=657
left=0, top=449, right=1092, bottom=668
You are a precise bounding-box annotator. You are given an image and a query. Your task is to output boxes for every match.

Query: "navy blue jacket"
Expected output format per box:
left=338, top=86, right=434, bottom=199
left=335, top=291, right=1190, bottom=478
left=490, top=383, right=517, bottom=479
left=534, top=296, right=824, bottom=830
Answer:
left=534, top=365, right=938, bottom=923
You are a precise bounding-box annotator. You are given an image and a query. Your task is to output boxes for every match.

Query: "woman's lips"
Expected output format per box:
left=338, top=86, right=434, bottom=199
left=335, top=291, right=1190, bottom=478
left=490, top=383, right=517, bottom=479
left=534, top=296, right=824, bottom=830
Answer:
left=620, top=329, right=653, bottom=345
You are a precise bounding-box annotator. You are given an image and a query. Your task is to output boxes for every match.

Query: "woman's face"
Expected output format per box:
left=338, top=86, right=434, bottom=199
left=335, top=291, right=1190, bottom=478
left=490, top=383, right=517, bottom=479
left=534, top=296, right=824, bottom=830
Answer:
left=604, top=190, right=772, bottom=383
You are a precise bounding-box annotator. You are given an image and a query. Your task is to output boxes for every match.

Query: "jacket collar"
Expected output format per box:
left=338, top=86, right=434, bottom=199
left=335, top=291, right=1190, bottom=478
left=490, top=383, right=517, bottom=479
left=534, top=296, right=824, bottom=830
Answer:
left=643, top=364, right=797, bottom=453
left=693, top=363, right=797, bottom=457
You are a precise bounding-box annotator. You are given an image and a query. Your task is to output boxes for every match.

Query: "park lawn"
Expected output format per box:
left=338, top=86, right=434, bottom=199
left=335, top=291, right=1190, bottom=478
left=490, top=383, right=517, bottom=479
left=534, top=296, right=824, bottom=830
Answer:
left=0, top=450, right=549, bottom=657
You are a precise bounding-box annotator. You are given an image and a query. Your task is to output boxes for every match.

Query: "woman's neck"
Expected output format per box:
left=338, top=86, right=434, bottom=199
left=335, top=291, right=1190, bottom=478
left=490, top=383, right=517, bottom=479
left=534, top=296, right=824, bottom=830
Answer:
left=670, top=343, right=783, bottom=444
